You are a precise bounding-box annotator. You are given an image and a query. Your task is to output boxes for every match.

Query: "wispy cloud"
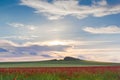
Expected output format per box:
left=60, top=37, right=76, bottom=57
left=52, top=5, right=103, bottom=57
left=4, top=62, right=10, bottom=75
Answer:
left=77, top=53, right=120, bottom=63
left=20, top=0, right=120, bottom=20
left=83, top=25, right=120, bottom=34
left=0, top=35, right=39, bottom=40
left=0, top=40, right=19, bottom=47
left=67, top=48, right=120, bottom=63
left=8, top=23, right=37, bottom=31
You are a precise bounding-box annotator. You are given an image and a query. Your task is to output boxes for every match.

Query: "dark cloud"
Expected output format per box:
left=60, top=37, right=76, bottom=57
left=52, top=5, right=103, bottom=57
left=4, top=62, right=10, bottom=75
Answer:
left=11, top=45, right=71, bottom=56
left=16, top=45, right=70, bottom=51
left=41, top=54, right=52, bottom=58
left=0, top=48, right=8, bottom=52
left=0, top=40, right=71, bottom=57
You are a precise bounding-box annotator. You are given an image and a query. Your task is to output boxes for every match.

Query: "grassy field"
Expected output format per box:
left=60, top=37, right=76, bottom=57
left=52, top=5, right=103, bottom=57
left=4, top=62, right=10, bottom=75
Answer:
left=0, top=60, right=120, bottom=67
left=0, top=59, right=120, bottom=80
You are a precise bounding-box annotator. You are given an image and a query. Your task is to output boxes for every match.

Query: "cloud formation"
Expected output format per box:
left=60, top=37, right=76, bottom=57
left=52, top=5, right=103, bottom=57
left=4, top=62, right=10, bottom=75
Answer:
left=0, top=40, right=120, bottom=62
left=0, top=36, right=38, bottom=40
left=20, top=0, right=120, bottom=20
left=8, top=23, right=37, bottom=31
left=0, top=40, right=71, bottom=58
left=83, top=26, right=120, bottom=34
left=0, top=48, right=8, bottom=52
left=0, top=40, right=18, bottom=47
left=6, top=21, right=69, bottom=41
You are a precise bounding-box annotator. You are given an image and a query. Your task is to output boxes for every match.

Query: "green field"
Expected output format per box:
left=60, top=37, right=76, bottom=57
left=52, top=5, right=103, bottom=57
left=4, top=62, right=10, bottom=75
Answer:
left=0, top=60, right=120, bottom=67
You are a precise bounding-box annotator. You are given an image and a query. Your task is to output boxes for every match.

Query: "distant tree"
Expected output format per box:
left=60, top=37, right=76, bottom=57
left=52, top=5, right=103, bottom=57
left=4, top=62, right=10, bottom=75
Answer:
left=64, top=56, right=80, bottom=61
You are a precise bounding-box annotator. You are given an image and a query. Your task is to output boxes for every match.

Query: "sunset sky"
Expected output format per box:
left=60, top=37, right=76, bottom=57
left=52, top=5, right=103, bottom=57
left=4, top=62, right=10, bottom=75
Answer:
left=0, top=0, right=120, bottom=62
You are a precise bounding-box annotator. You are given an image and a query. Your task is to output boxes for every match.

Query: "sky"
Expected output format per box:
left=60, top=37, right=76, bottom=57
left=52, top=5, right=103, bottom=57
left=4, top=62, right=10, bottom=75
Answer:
left=0, top=0, right=120, bottom=62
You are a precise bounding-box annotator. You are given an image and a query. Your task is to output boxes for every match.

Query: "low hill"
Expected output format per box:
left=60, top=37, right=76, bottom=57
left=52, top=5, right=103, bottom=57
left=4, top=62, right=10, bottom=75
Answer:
left=63, top=56, right=80, bottom=61
left=0, top=56, right=120, bottom=67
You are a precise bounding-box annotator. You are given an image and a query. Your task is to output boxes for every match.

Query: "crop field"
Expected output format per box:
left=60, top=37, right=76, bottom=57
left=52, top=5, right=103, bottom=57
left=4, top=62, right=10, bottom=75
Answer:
left=0, top=66, right=120, bottom=80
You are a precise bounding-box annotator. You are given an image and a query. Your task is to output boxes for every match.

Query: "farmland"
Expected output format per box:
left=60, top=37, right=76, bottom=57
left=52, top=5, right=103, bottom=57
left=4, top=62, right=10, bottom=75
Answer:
left=0, top=66, right=120, bottom=80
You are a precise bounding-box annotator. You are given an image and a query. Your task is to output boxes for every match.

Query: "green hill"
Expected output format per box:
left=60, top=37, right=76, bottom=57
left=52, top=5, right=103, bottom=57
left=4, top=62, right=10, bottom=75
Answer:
left=0, top=57, right=120, bottom=67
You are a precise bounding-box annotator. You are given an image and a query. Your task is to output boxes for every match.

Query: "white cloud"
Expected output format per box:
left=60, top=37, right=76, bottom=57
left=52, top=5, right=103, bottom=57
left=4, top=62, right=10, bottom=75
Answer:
left=0, top=35, right=39, bottom=40
left=83, top=26, right=120, bottom=34
left=0, top=40, right=19, bottom=47
left=23, top=40, right=111, bottom=47
left=8, top=23, right=24, bottom=27
left=8, top=23, right=37, bottom=31
left=20, top=0, right=120, bottom=20
left=6, top=21, right=70, bottom=41
left=93, top=0, right=107, bottom=6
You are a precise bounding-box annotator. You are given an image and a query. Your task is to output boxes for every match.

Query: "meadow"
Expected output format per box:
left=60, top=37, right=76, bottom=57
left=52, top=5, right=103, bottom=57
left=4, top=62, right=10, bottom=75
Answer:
left=0, top=59, right=120, bottom=67
left=0, top=58, right=120, bottom=80
left=0, top=66, right=120, bottom=80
